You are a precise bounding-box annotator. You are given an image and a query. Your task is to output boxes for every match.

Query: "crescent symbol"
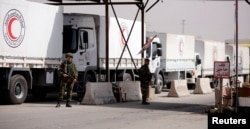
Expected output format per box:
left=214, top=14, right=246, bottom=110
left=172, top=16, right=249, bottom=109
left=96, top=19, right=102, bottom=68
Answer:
left=7, top=17, right=18, bottom=40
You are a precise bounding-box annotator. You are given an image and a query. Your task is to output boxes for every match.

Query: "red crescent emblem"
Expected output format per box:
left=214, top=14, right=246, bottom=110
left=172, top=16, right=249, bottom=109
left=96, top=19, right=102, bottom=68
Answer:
left=3, top=9, right=25, bottom=48
left=7, top=17, right=18, bottom=41
left=121, top=28, right=126, bottom=46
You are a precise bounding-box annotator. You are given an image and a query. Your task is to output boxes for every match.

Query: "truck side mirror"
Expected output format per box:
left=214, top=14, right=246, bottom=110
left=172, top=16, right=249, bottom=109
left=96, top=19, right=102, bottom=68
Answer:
left=157, top=49, right=162, bottom=56
left=196, top=55, right=201, bottom=65
left=226, top=56, right=230, bottom=62
left=83, top=31, right=88, bottom=43
left=196, top=59, right=201, bottom=65
left=157, top=43, right=162, bottom=49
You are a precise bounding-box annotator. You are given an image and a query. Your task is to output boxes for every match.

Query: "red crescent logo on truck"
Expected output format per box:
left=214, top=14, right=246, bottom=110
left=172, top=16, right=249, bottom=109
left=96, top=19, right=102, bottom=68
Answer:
left=3, top=9, right=25, bottom=48
left=178, top=36, right=184, bottom=56
left=120, top=22, right=128, bottom=46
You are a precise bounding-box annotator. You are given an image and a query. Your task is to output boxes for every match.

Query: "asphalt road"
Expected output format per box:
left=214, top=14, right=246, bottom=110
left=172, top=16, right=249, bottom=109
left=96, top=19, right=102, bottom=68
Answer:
left=0, top=90, right=215, bottom=129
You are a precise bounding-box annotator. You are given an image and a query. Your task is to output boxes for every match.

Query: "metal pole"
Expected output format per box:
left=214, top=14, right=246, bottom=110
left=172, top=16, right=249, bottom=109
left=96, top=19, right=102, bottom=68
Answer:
left=105, top=0, right=110, bottom=82
left=245, top=0, right=250, bottom=5
left=235, top=0, right=239, bottom=113
left=141, top=1, right=145, bottom=61
left=219, top=78, right=223, bottom=113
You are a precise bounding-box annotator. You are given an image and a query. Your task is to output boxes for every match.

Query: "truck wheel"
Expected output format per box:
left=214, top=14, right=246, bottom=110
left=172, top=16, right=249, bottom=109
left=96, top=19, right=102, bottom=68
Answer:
left=86, top=73, right=95, bottom=82
left=155, top=74, right=163, bottom=94
left=7, top=74, right=28, bottom=104
left=123, top=73, right=132, bottom=81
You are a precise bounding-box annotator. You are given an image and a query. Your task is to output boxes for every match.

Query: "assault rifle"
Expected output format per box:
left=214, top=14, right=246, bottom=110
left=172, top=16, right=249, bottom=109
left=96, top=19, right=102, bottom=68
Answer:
left=59, top=68, right=77, bottom=81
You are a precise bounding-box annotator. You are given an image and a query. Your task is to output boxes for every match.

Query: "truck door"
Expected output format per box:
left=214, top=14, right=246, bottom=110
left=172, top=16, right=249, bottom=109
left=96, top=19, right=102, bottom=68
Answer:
left=77, top=28, right=97, bottom=72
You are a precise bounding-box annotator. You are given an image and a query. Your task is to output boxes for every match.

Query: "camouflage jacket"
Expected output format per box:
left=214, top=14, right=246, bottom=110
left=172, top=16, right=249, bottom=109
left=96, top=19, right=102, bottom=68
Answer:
left=60, top=61, right=78, bottom=79
left=139, top=64, right=152, bottom=84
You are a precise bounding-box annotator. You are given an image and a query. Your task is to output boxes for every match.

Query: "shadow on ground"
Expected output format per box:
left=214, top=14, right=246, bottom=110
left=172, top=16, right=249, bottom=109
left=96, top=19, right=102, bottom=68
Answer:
left=0, top=89, right=211, bottom=114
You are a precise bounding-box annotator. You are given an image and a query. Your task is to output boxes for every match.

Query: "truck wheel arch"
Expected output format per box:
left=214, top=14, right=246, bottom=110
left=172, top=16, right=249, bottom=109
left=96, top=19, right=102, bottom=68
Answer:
left=154, top=68, right=165, bottom=84
left=84, top=70, right=96, bottom=83
left=8, top=68, right=32, bottom=90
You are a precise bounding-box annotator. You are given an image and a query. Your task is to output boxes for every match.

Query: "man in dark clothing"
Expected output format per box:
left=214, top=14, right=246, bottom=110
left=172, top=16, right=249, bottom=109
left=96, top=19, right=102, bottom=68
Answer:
left=56, top=53, right=78, bottom=108
left=139, top=58, right=152, bottom=105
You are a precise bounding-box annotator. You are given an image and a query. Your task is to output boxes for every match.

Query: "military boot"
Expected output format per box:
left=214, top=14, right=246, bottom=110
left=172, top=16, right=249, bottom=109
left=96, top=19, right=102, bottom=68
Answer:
left=56, top=100, right=61, bottom=108
left=66, top=100, right=72, bottom=107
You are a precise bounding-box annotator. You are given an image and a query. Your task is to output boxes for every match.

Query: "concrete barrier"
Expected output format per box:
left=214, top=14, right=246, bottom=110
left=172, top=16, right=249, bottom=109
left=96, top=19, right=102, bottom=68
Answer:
left=147, top=86, right=155, bottom=101
left=193, top=78, right=212, bottom=94
left=116, top=81, right=142, bottom=102
left=168, top=80, right=190, bottom=97
left=81, top=82, right=116, bottom=105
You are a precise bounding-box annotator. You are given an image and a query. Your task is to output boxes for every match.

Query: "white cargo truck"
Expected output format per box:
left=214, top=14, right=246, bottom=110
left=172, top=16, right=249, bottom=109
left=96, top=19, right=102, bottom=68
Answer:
left=194, top=39, right=225, bottom=87
left=0, top=0, right=142, bottom=104
left=146, top=32, right=196, bottom=93
left=225, top=44, right=250, bottom=81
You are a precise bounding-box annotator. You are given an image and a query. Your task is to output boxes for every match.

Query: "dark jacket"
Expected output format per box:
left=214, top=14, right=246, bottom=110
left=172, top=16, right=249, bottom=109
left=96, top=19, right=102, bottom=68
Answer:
left=139, top=64, right=152, bottom=84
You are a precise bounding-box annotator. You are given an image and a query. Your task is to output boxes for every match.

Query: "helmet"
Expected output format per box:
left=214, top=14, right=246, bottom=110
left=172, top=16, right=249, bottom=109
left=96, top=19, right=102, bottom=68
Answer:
left=65, top=53, right=73, bottom=58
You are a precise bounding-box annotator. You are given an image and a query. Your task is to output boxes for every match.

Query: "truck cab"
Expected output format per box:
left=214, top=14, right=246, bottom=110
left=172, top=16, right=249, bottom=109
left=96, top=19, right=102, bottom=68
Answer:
left=145, top=36, right=163, bottom=93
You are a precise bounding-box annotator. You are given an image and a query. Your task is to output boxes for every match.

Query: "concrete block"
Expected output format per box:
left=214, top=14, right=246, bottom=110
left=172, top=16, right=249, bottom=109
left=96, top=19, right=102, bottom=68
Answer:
left=81, top=82, right=116, bottom=105
left=168, top=80, right=190, bottom=97
left=193, top=78, right=212, bottom=94
left=116, top=81, right=142, bottom=102
left=147, top=86, right=155, bottom=101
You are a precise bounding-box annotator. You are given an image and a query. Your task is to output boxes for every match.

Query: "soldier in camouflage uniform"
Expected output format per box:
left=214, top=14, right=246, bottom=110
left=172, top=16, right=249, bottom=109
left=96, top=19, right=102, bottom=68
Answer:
left=56, top=53, right=78, bottom=108
left=139, top=58, right=152, bottom=105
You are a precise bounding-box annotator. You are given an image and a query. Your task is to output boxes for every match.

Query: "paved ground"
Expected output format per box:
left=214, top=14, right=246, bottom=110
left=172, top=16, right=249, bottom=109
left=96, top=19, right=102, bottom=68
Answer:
left=0, top=90, right=215, bottom=129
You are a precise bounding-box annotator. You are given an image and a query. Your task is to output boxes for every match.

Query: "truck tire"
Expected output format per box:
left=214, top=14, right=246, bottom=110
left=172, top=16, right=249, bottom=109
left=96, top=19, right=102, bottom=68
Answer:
left=155, top=74, right=163, bottom=94
left=7, top=74, right=28, bottom=104
left=86, top=73, right=95, bottom=82
left=123, top=73, right=132, bottom=81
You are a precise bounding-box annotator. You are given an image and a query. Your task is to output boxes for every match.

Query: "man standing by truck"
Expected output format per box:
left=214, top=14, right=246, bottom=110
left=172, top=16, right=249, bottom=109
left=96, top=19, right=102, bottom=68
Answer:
left=139, top=58, right=152, bottom=105
left=56, top=53, right=78, bottom=108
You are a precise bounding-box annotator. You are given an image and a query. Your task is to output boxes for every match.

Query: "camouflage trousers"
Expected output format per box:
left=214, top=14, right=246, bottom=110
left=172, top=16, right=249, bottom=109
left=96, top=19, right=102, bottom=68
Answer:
left=141, top=83, right=149, bottom=102
left=58, top=81, right=74, bottom=101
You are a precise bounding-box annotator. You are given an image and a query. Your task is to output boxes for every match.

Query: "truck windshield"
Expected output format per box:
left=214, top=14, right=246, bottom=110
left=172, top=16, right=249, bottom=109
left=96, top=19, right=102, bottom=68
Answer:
left=63, top=26, right=78, bottom=53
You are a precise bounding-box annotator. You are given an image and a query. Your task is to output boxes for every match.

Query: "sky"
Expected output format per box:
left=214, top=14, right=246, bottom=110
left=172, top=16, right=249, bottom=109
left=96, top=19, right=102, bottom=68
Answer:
left=29, top=0, right=250, bottom=42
